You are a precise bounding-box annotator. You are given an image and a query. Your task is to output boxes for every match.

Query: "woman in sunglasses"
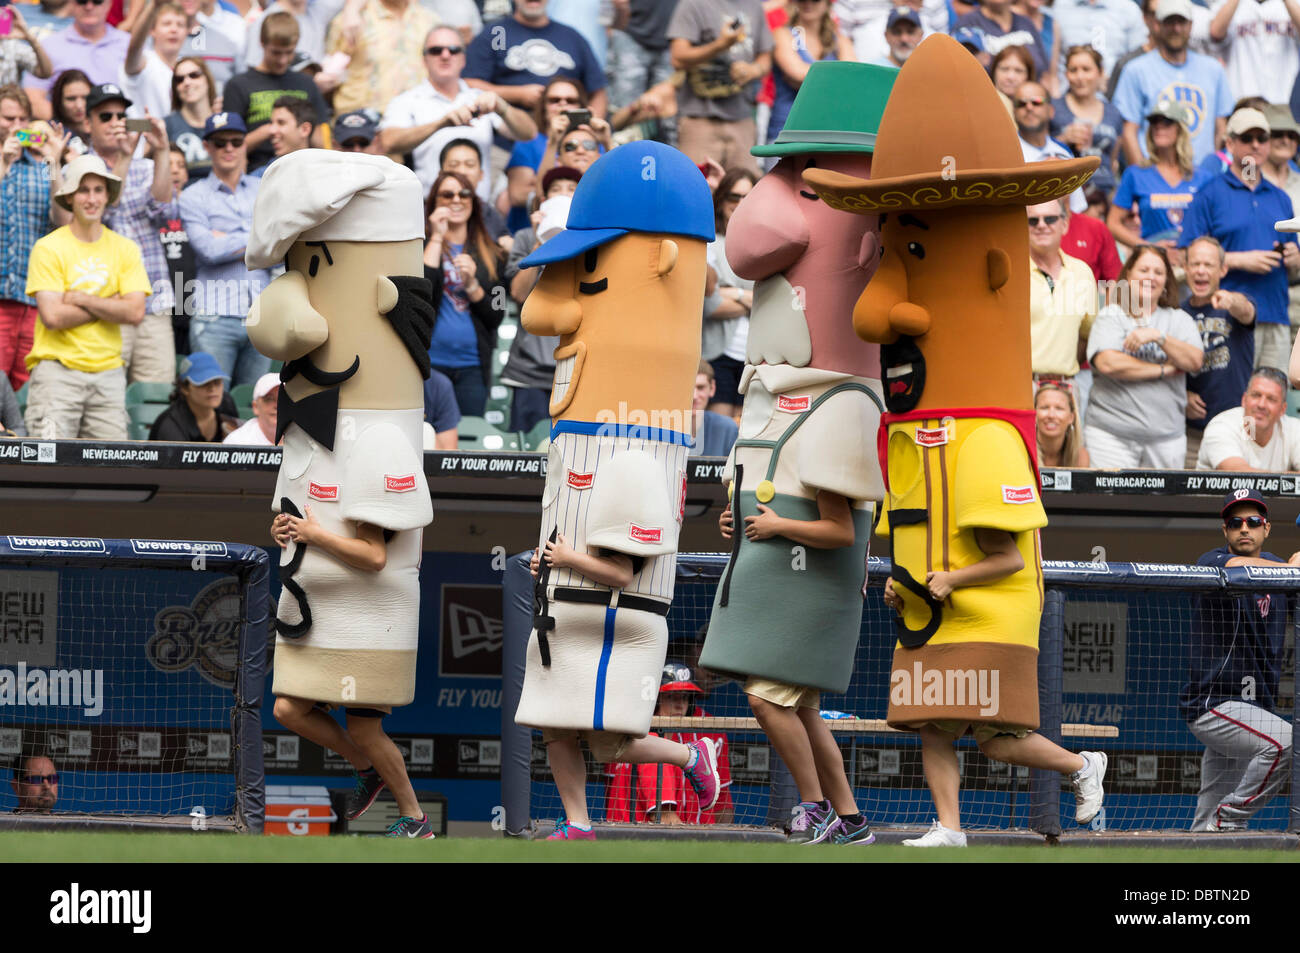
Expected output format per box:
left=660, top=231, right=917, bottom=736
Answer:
left=505, top=77, right=590, bottom=234
left=422, top=170, right=506, bottom=418
left=1034, top=380, right=1089, bottom=468
left=1085, top=244, right=1204, bottom=468
left=164, top=56, right=216, bottom=177
left=1109, top=101, right=1201, bottom=256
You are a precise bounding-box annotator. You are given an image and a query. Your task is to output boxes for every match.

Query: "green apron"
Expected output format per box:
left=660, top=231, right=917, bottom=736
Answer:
left=700, top=383, right=880, bottom=694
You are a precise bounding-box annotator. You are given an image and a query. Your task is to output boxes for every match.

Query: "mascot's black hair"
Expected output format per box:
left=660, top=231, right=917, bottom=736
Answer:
left=385, top=274, right=436, bottom=379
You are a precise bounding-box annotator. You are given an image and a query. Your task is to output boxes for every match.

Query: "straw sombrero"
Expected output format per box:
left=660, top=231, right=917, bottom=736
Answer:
left=802, top=34, right=1097, bottom=213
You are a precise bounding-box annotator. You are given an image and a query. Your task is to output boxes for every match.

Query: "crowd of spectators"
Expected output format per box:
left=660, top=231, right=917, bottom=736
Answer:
left=4, top=0, right=1300, bottom=468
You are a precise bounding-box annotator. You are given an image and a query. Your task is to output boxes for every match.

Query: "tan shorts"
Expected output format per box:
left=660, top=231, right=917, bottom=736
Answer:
left=541, top=727, right=633, bottom=763
left=1254, top=322, right=1291, bottom=373
left=927, top=719, right=1032, bottom=745
left=120, top=310, right=176, bottom=384
left=744, top=676, right=820, bottom=711
left=24, top=360, right=127, bottom=440
left=677, top=116, right=759, bottom=176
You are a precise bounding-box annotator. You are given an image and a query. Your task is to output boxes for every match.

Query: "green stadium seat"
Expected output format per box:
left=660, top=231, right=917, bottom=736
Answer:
left=1288, top=388, right=1300, bottom=419
left=127, top=403, right=167, bottom=427
left=15, top=380, right=28, bottom=414
left=522, top=417, right=551, bottom=452
left=128, top=422, right=152, bottom=441
left=125, top=381, right=172, bottom=405
left=231, top=383, right=254, bottom=407
left=457, top=415, right=521, bottom=451
left=497, top=322, right=518, bottom=342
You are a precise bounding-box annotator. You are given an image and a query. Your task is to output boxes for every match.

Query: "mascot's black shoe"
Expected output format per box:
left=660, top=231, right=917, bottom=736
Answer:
left=345, top=767, right=386, bottom=821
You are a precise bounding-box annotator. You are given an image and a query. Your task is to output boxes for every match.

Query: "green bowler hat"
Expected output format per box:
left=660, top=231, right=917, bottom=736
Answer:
left=753, top=60, right=898, bottom=157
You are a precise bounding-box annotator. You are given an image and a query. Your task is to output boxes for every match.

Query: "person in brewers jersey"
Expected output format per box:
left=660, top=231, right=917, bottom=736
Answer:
left=514, top=140, right=722, bottom=841
left=246, top=149, right=440, bottom=839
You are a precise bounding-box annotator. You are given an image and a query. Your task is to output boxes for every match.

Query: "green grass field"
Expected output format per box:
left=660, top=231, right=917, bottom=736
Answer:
left=0, top=831, right=1296, bottom=863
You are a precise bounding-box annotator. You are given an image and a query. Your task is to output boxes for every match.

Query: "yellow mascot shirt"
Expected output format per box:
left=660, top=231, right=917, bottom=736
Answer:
left=878, top=416, right=1047, bottom=649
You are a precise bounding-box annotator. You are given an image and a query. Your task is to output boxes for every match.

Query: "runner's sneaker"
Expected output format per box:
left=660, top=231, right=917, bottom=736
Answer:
left=902, top=820, right=966, bottom=847
left=1072, top=751, right=1107, bottom=824
left=547, top=819, right=597, bottom=840
left=826, top=816, right=876, bottom=846
left=683, top=738, right=720, bottom=811
left=786, top=801, right=836, bottom=844
left=385, top=812, right=435, bottom=838
left=345, top=766, right=386, bottom=821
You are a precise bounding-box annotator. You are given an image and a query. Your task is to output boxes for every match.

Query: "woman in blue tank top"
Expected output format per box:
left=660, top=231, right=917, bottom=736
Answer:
left=768, top=0, right=854, bottom=146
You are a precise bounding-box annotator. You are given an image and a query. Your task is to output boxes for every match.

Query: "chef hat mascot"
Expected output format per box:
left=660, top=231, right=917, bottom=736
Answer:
left=247, top=150, right=438, bottom=837
left=803, top=35, right=1108, bottom=846
left=697, top=61, right=896, bottom=845
left=513, top=141, right=724, bottom=840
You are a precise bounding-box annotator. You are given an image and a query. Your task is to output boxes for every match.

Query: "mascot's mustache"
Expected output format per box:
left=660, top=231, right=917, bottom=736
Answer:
left=281, top=354, right=361, bottom=387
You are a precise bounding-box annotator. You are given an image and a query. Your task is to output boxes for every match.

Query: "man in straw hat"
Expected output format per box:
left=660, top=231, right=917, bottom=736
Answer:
left=804, top=33, right=1107, bottom=847
left=247, top=149, right=439, bottom=838
left=24, top=154, right=150, bottom=441
left=699, top=60, right=895, bottom=847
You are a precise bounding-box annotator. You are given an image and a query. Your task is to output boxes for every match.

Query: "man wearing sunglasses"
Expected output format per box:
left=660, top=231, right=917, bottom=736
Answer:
left=1015, top=80, right=1087, bottom=214
left=1180, top=108, right=1300, bottom=375
left=1179, top=488, right=1296, bottom=831
left=21, top=0, right=128, bottom=120
left=178, top=111, right=271, bottom=389
left=10, top=754, right=58, bottom=812
left=1027, top=198, right=1096, bottom=390
left=380, top=25, right=536, bottom=198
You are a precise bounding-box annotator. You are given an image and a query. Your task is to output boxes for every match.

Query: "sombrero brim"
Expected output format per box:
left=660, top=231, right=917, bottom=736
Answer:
left=802, top=156, right=1099, bottom=213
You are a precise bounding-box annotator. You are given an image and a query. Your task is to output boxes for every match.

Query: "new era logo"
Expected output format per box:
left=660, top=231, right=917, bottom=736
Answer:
left=385, top=474, right=416, bottom=493
left=914, top=426, right=948, bottom=447
left=776, top=395, right=810, bottom=413
left=566, top=470, right=593, bottom=490
left=308, top=482, right=338, bottom=501
left=1002, top=485, right=1036, bottom=504
left=629, top=524, right=662, bottom=544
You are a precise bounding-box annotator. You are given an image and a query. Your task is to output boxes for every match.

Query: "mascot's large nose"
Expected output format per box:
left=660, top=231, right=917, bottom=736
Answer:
left=724, top=173, right=810, bottom=281
left=246, top=270, right=329, bottom=360
left=521, top=268, right=583, bottom=336
left=852, top=248, right=931, bottom=343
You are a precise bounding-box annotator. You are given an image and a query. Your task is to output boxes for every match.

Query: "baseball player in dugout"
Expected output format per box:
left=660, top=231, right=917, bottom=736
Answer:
left=246, top=150, right=439, bottom=838
left=513, top=140, right=724, bottom=841
left=805, top=34, right=1107, bottom=847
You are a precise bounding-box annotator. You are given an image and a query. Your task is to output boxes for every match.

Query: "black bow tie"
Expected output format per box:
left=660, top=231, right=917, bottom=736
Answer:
left=276, top=385, right=340, bottom=450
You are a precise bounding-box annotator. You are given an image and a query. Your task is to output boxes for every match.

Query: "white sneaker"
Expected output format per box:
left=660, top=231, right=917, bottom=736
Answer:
left=902, top=820, right=967, bottom=847
left=1072, top=751, right=1107, bottom=824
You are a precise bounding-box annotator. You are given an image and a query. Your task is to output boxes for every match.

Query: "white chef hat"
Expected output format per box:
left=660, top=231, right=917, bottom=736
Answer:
left=245, top=150, right=426, bottom=271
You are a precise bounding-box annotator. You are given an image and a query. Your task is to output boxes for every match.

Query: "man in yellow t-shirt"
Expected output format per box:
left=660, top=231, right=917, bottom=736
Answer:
left=1027, top=199, right=1097, bottom=385
left=24, top=155, right=151, bottom=440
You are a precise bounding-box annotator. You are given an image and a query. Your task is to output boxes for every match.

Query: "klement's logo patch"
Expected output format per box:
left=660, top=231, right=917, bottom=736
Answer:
left=914, top=426, right=949, bottom=447
left=567, top=470, right=593, bottom=490
left=776, top=395, right=810, bottom=413
left=629, top=524, right=662, bottom=544
left=1002, top=485, right=1036, bottom=505
left=385, top=474, right=417, bottom=493
left=308, top=482, right=338, bottom=501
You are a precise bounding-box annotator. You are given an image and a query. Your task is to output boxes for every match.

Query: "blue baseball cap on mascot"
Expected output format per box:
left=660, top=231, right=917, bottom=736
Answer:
left=520, top=141, right=715, bottom=268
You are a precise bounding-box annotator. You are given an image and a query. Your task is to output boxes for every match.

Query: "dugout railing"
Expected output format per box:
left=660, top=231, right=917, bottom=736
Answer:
left=0, top=537, right=270, bottom=833
left=501, top=554, right=1300, bottom=844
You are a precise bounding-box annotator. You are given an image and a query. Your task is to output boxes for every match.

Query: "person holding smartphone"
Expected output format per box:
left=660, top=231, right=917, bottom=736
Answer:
left=0, top=2, right=53, bottom=89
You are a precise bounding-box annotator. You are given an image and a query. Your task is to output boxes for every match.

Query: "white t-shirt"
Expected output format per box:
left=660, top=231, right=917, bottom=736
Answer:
left=121, top=51, right=175, bottom=120
left=224, top=417, right=275, bottom=445
left=1197, top=405, right=1300, bottom=472
left=1211, top=0, right=1299, bottom=103
left=378, top=78, right=504, bottom=200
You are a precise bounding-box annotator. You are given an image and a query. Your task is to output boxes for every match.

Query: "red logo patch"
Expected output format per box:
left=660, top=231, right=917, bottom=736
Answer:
left=914, top=426, right=948, bottom=447
left=629, top=524, right=662, bottom=544
left=776, top=394, right=811, bottom=413
left=677, top=471, right=687, bottom=524
left=1002, top=485, right=1036, bottom=505
left=1258, top=594, right=1271, bottom=618
left=567, top=470, right=594, bottom=490
left=385, top=473, right=417, bottom=493
left=308, top=482, right=338, bottom=501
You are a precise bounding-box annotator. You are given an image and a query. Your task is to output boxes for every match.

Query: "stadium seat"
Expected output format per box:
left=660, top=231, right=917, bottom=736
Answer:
left=231, top=383, right=254, bottom=408
left=127, top=403, right=167, bottom=427
left=126, top=381, right=172, bottom=405
left=1288, top=388, right=1300, bottom=420
left=484, top=384, right=511, bottom=428
left=522, top=417, right=551, bottom=451
left=498, top=322, right=518, bottom=342
left=15, top=380, right=28, bottom=414
left=128, top=422, right=152, bottom=441
left=458, top=415, right=521, bottom=451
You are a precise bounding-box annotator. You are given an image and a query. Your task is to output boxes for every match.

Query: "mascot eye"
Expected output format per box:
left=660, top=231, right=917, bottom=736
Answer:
left=907, top=242, right=925, bottom=260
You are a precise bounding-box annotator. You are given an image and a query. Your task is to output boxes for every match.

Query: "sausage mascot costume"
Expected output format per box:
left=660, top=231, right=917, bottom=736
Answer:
left=698, top=61, right=896, bottom=845
left=804, top=36, right=1108, bottom=843
left=514, top=141, right=724, bottom=840
left=247, top=150, right=439, bottom=836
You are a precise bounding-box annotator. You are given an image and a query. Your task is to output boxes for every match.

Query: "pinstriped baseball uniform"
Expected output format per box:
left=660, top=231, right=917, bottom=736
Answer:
left=515, top=421, right=690, bottom=735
